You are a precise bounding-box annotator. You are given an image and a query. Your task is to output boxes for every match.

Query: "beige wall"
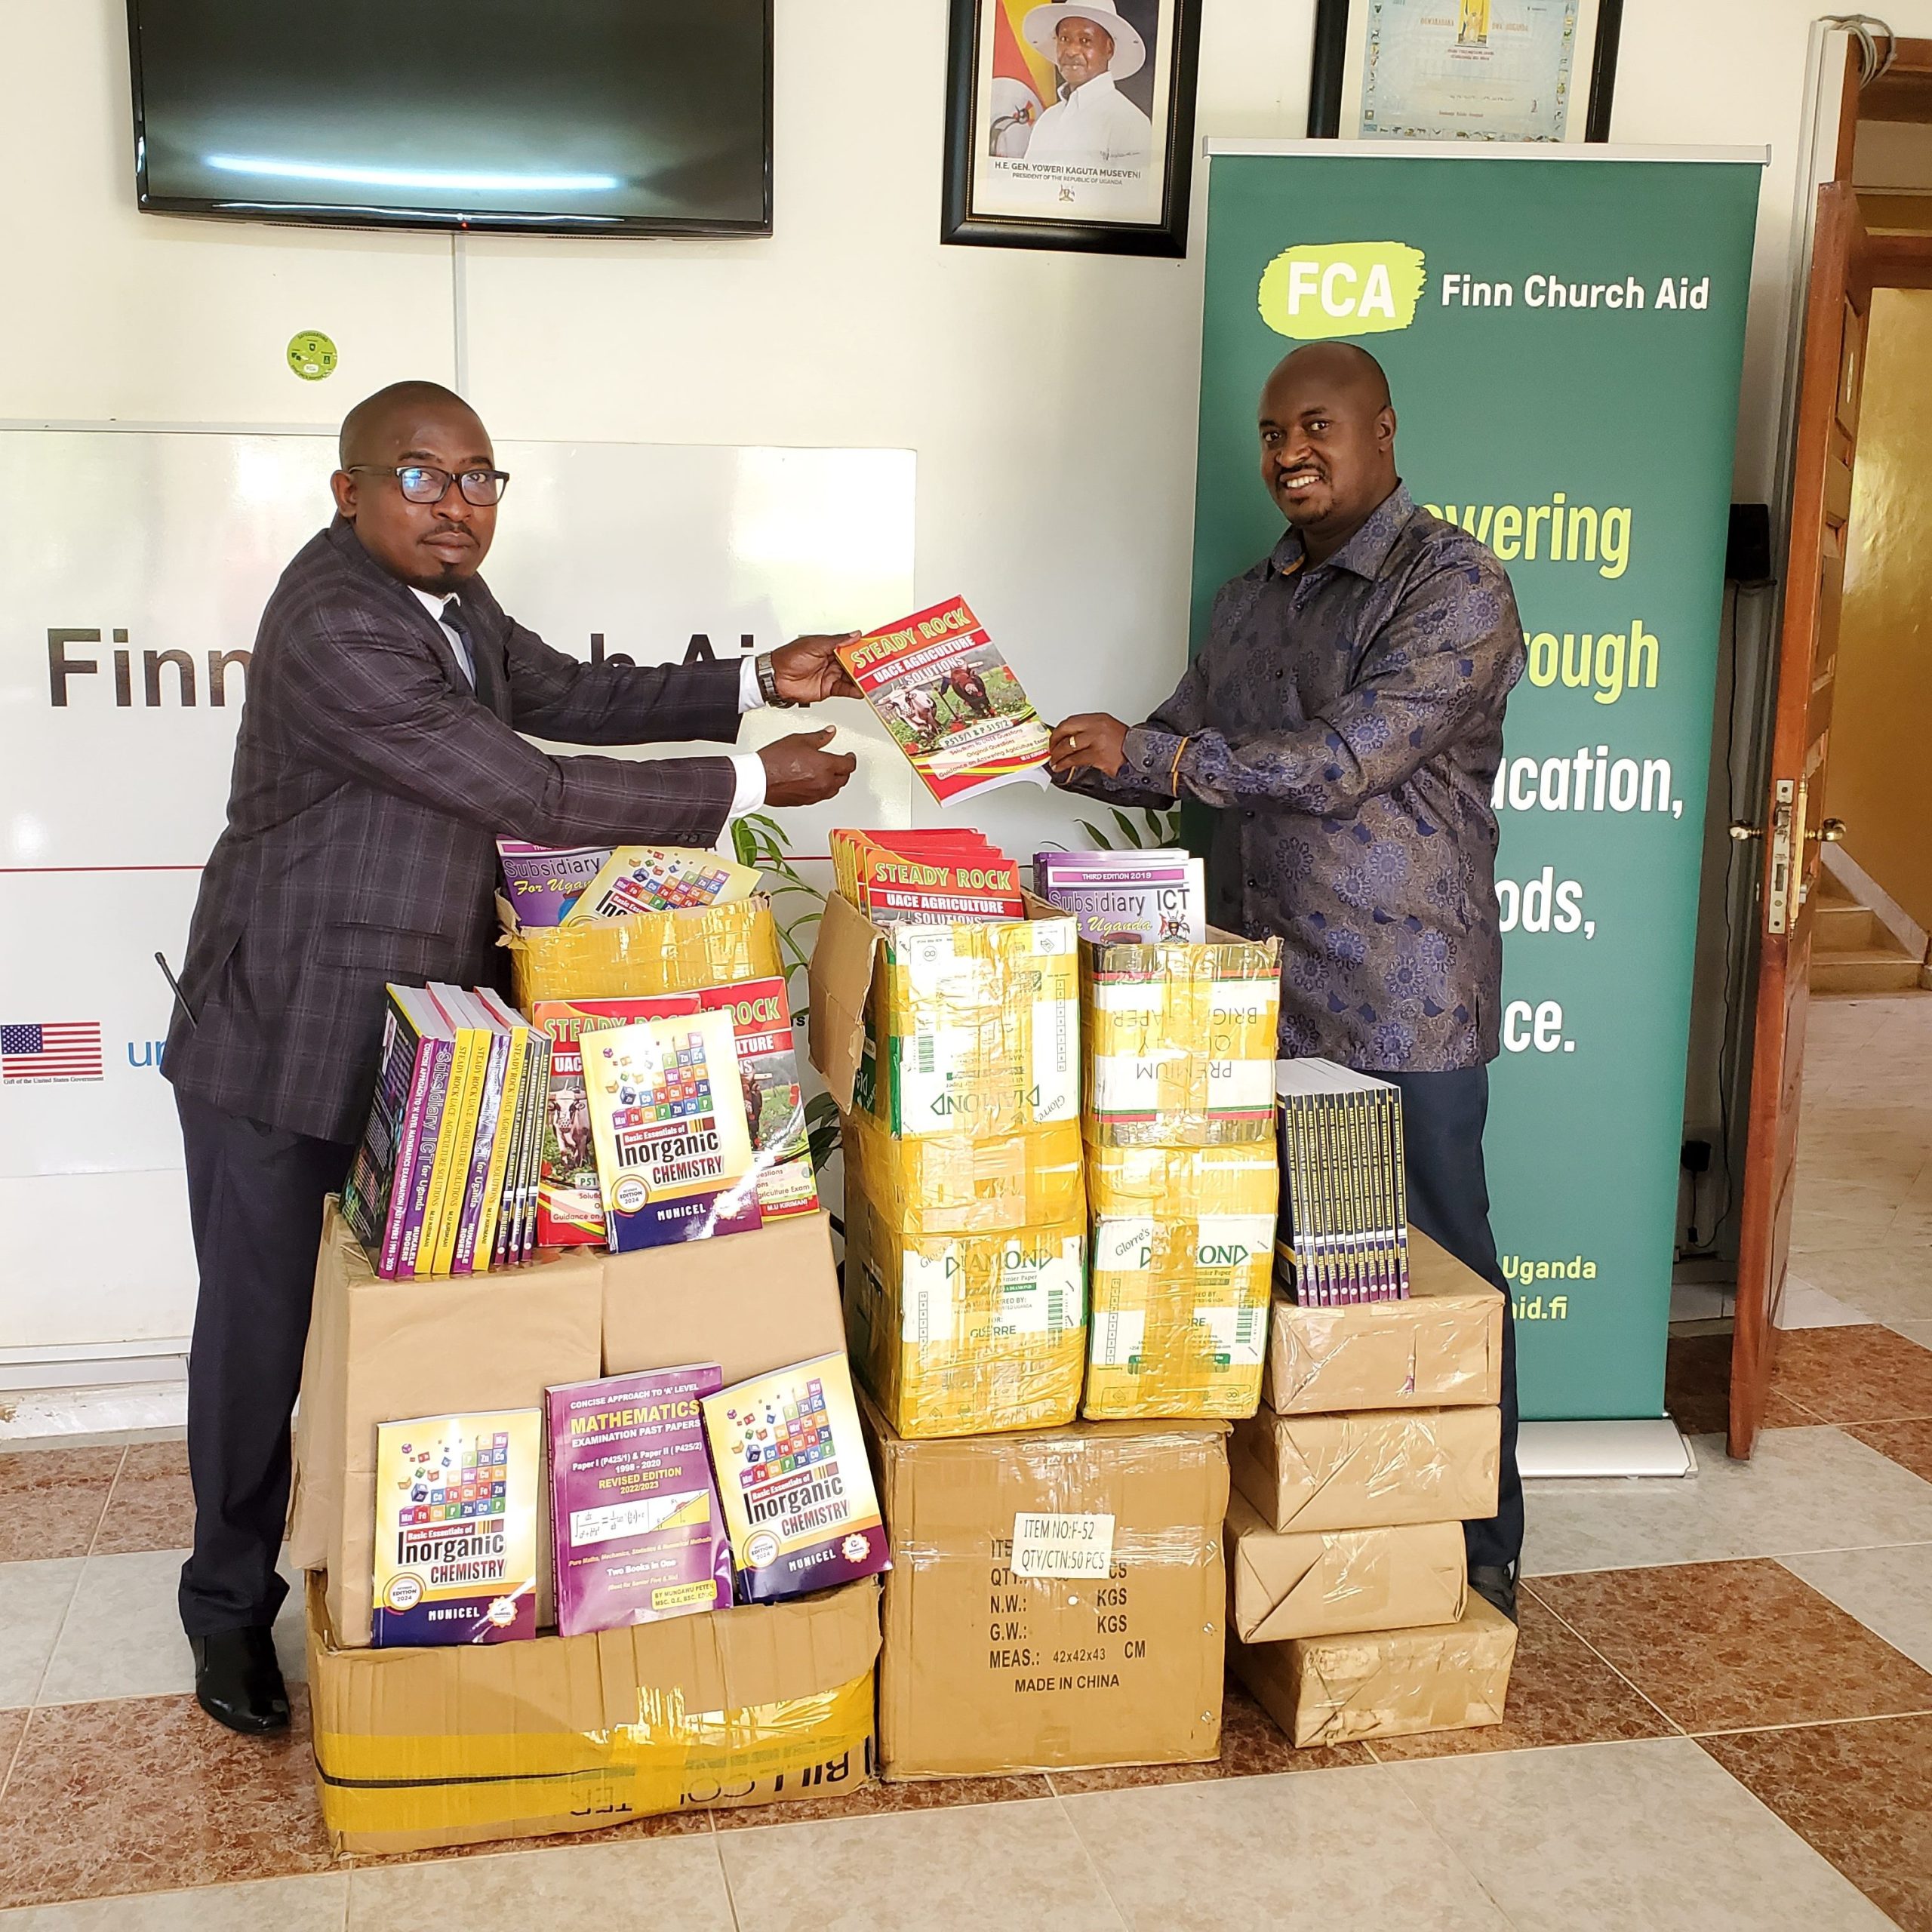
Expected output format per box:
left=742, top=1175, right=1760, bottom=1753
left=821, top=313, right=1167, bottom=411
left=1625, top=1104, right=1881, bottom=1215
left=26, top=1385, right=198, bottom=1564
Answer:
left=1826, top=288, right=1932, bottom=937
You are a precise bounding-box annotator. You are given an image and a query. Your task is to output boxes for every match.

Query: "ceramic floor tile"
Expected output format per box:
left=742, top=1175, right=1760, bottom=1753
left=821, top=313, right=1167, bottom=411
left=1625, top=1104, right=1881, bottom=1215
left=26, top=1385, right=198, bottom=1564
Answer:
left=1367, top=1591, right=1675, bottom=1761
left=1387, top=1735, right=1892, bottom=1930
left=1775, top=1275, right=1876, bottom=1328
left=0, top=1562, right=83, bottom=1710
left=1850, top=1417, right=1932, bottom=1482
left=0, top=1452, right=123, bottom=1564
left=1780, top=1244, right=1932, bottom=1327
left=1663, top=1334, right=1817, bottom=1436
left=91, top=1443, right=195, bottom=1556
left=709, top=1771, right=1053, bottom=1827
left=35, top=1550, right=305, bottom=1706
left=1520, top=1426, right=1932, bottom=1574
left=1531, top=1558, right=1932, bottom=1733
left=0, top=1690, right=333, bottom=1909
left=718, top=1795, right=1125, bottom=1932
left=1062, top=1767, right=1508, bottom=1930
left=346, top=1834, right=731, bottom=1930
left=1768, top=1324, right=1932, bottom=1423
left=1891, top=1319, right=1932, bottom=1354
left=0, top=1707, right=28, bottom=1794
left=1779, top=1544, right=1932, bottom=1673
left=0, top=1872, right=350, bottom=1930
left=1700, top=1715, right=1932, bottom=1932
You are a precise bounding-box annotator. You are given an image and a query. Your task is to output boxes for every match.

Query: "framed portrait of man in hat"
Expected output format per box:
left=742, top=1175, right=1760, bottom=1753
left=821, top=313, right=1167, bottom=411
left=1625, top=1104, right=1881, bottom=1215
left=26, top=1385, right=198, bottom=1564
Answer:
left=942, top=0, right=1201, bottom=254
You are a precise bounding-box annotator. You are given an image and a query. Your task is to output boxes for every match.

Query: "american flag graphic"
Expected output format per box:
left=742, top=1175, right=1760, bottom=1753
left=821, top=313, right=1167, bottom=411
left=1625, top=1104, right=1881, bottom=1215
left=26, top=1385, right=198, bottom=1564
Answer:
left=2, top=1022, right=105, bottom=1083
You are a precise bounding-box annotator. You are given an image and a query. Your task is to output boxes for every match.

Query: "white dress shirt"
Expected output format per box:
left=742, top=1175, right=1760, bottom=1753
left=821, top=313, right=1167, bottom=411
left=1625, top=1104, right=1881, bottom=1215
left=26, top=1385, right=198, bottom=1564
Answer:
left=1023, top=70, right=1153, bottom=169
left=411, top=586, right=768, bottom=820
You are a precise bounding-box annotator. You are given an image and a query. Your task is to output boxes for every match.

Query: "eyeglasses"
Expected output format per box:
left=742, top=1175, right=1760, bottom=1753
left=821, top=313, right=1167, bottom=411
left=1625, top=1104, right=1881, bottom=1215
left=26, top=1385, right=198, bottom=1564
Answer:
left=349, top=464, right=512, bottom=506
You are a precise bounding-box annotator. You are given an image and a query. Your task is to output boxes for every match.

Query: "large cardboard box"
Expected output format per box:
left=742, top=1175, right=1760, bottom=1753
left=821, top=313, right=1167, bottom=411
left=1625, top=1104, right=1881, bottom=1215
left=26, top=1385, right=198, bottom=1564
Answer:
left=306, top=1573, right=879, bottom=1853
left=1081, top=930, right=1281, bottom=1147
left=1262, top=1229, right=1504, bottom=1414
left=866, top=1398, right=1228, bottom=1778
left=1224, top=1493, right=1466, bottom=1643
left=1230, top=1404, right=1501, bottom=1534
left=844, top=1109, right=1084, bottom=1235
left=498, top=892, right=782, bottom=1008
left=808, top=888, right=1078, bottom=1140
left=290, top=1201, right=604, bottom=1650
left=1231, top=1593, right=1518, bottom=1748
left=601, top=1210, right=846, bottom=1383
left=843, top=1181, right=1085, bottom=1438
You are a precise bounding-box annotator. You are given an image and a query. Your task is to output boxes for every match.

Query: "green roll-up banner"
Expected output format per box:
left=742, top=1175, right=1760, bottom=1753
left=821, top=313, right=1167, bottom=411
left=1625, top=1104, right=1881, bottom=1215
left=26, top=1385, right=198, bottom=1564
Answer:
left=1190, top=146, right=1761, bottom=1420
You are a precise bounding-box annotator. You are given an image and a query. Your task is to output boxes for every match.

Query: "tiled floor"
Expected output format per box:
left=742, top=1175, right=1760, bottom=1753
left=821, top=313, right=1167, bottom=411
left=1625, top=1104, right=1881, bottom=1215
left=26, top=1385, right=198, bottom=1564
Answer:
left=3, top=993, right=1930, bottom=1928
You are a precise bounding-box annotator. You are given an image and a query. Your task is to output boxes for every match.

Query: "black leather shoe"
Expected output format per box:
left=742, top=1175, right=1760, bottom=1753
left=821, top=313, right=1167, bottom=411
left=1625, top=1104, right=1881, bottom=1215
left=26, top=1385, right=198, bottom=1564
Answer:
left=190, top=1626, right=290, bottom=1734
left=1469, top=1564, right=1518, bottom=1624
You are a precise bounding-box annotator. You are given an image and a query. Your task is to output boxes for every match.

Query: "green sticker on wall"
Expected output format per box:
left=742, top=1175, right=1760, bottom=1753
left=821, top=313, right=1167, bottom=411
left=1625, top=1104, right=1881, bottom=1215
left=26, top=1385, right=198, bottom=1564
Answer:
left=287, top=331, right=338, bottom=381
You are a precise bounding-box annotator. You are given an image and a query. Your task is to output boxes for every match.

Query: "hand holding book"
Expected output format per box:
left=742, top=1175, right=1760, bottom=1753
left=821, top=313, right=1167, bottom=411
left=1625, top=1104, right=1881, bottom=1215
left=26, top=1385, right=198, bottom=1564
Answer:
left=1047, top=712, right=1131, bottom=778
left=765, top=632, right=864, bottom=704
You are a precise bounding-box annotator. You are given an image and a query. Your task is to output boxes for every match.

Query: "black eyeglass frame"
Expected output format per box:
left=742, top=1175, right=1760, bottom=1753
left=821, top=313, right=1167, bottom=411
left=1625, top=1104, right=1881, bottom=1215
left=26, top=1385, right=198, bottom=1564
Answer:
left=346, top=463, right=512, bottom=506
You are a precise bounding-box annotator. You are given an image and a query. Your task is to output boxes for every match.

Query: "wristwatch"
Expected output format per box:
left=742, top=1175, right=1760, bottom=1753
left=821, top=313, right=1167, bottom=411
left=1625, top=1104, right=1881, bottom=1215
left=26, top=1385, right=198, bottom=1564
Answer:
left=755, top=651, right=799, bottom=708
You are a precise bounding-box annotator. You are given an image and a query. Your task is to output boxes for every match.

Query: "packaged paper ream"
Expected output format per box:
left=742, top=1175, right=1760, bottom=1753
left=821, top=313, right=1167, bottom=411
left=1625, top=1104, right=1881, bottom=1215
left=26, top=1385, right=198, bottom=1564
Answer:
left=843, top=1183, right=1086, bottom=1438
left=500, top=892, right=781, bottom=1008
left=1084, top=1214, right=1274, bottom=1420
left=1081, top=932, right=1281, bottom=1146
left=703, top=1353, right=890, bottom=1603
left=844, top=1109, right=1083, bottom=1236
left=1084, top=1138, right=1279, bottom=1221
left=861, top=911, right=1078, bottom=1138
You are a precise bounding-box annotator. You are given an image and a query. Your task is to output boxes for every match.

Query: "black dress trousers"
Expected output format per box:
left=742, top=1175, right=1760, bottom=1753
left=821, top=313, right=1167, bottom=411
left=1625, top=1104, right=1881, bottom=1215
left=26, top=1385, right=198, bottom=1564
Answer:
left=1386, top=1064, right=1525, bottom=1576
left=174, top=1090, right=354, bottom=1638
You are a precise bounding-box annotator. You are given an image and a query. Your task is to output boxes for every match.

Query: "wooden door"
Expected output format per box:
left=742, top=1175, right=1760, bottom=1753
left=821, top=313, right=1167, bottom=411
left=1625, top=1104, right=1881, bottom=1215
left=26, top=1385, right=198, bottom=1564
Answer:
left=1729, top=183, right=1872, bottom=1457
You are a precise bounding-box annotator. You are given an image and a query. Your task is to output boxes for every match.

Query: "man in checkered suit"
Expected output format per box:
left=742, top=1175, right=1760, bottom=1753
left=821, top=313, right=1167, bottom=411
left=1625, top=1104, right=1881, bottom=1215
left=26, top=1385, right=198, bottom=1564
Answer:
left=164, top=380, right=859, bottom=1733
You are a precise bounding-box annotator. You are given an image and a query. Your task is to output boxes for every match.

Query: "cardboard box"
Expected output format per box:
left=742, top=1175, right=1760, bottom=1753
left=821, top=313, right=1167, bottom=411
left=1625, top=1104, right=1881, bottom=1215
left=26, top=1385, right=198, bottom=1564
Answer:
left=1085, top=1139, right=1279, bottom=1220
left=601, top=1210, right=846, bottom=1385
left=306, top=1572, right=879, bottom=1853
left=808, top=888, right=1078, bottom=1140
left=844, top=1109, right=1084, bottom=1235
left=866, top=1398, right=1228, bottom=1778
left=499, top=892, right=781, bottom=1008
left=1262, top=1229, right=1504, bottom=1414
left=290, top=1201, right=604, bottom=1650
left=1232, top=1592, right=1518, bottom=1748
left=1224, top=1493, right=1466, bottom=1643
left=843, top=1181, right=1085, bottom=1438
left=1084, top=1214, right=1272, bottom=1421
left=1229, top=1404, right=1502, bottom=1534
left=1081, top=930, right=1281, bottom=1147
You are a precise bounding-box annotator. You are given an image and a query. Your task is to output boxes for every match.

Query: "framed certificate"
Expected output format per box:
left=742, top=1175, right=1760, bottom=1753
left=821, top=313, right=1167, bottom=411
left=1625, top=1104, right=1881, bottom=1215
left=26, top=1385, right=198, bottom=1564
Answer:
left=1309, top=0, right=1623, bottom=143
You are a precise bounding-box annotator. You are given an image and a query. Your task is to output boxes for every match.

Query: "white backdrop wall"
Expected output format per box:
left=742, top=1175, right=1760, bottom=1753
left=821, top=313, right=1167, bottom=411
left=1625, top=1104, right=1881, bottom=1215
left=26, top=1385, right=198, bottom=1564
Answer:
left=6, top=0, right=1930, bottom=1367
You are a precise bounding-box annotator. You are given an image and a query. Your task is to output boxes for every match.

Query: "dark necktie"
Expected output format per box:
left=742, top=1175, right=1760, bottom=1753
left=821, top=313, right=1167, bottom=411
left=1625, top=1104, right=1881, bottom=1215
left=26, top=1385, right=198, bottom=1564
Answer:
left=440, top=597, right=477, bottom=691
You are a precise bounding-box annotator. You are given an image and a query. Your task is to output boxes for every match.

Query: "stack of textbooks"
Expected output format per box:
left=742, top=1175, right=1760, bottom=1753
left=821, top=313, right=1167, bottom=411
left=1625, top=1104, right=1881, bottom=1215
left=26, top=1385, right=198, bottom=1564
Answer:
left=1035, top=848, right=1206, bottom=944
left=342, top=984, right=555, bottom=1280
left=830, top=828, right=1023, bottom=926
left=494, top=841, right=761, bottom=928
left=1274, top=1060, right=1411, bottom=1306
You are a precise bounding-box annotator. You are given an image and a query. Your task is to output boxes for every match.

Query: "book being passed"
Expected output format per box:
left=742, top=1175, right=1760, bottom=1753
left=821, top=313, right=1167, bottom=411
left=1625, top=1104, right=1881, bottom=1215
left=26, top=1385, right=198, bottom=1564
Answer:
left=548, top=1366, right=733, bottom=1635
left=563, top=845, right=762, bottom=924
left=583, top=1008, right=763, bottom=1249
left=702, top=1352, right=889, bottom=1604
left=1036, top=848, right=1206, bottom=944
left=1275, top=1059, right=1410, bottom=1306
left=837, top=595, right=1050, bottom=805
left=372, top=1409, right=540, bottom=1644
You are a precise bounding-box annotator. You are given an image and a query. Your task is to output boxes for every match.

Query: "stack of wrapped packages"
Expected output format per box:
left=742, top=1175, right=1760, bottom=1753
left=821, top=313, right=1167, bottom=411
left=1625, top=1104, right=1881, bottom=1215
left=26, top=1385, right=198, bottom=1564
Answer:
left=807, top=834, right=1231, bottom=1780
left=287, top=872, right=888, bottom=1857
left=1223, top=1061, right=1520, bottom=1749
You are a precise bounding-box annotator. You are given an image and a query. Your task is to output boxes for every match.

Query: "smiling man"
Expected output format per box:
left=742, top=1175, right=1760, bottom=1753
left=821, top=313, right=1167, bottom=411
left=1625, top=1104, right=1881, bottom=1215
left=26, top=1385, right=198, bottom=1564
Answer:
left=1050, top=340, right=1528, bottom=1618
left=163, top=379, right=858, bottom=1734
left=1019, top=0, right=1153, bottom=170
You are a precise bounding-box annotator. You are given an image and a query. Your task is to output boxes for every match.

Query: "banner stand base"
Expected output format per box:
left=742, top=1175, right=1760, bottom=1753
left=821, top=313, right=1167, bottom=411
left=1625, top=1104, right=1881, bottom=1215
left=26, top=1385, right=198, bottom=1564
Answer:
left=1519, top=1420, right=1697, bottom=1481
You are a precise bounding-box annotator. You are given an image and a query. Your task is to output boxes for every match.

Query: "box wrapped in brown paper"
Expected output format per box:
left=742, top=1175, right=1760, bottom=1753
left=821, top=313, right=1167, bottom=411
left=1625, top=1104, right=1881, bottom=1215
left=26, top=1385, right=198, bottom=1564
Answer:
left=1231, top=1592, right=1518, bottom=1747
left=1262, top=1228, right=1503, bottom=1414
left=1223, top=1492, right=1466, bottom=1643
left=1230, top=1404, right=1500, bottom=1534
left=289, top=1201, right=604, bottom=1650
left=865, top=1396, right=1228, bottom=1779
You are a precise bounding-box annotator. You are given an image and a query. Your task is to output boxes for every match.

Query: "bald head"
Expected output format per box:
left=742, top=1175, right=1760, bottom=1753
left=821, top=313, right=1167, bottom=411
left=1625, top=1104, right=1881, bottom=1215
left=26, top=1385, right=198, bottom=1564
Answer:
left=337, top=380, right=479, bottom=468
left=1256, top=342, right=1398, bottom=563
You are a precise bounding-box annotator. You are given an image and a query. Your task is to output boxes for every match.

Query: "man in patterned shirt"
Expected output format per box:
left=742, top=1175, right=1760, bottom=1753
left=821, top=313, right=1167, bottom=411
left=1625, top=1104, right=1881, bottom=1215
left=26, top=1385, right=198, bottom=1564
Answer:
left=1051, top=340, right=1527, bottom=1617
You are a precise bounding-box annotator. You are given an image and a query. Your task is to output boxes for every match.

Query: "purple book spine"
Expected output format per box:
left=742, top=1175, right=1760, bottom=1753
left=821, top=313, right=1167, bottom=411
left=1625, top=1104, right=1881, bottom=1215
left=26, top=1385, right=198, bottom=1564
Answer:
left=453, top=1030, right=509, bottom=1275
left=379, top=1035, right=439, bottom=1278
left=395, top=1039, right=454, bottom=1278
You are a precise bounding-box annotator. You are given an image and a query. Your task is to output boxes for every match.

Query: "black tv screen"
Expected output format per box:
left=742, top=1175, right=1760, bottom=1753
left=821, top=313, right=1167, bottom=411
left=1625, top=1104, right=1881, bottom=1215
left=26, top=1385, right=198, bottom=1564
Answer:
left=127, top=2, right=772, bottom=236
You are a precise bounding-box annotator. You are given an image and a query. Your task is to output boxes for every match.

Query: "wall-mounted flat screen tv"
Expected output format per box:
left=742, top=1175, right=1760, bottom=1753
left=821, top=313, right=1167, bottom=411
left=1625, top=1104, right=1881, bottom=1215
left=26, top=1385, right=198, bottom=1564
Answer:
left=127, top=2, right=772, bottom=236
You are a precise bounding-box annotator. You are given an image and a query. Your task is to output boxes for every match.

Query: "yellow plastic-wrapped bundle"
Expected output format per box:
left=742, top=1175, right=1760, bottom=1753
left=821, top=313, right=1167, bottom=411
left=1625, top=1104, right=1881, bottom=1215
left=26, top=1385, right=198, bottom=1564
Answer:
left=860, top=909, right=1078, bottom=1139
left=1085, top=1139, right=1280, bottom=1221
left=1081, top=932, right=1281, bottom=1147
left=1084, top=1210, right=1275, bottom=1420
left=500, top=894, right=781, bottom=1008
left=844, top=1109, right=1084, bottom=1237
left=842, top=1182, right=1086, bottom=1438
